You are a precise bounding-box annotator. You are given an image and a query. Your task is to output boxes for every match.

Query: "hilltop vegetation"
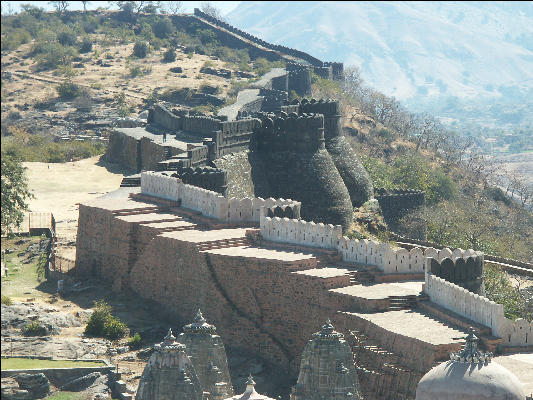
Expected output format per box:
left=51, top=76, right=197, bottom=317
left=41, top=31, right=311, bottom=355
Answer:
left=312, top=73, right=533, bottom=263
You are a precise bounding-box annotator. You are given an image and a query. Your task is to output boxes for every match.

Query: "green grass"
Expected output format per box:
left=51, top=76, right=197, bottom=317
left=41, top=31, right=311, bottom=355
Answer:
left=46, top=393, right=90, bottom=400
left=1, top=357, right=106, bottom=370
left=1, top=235, right=50, bottom=298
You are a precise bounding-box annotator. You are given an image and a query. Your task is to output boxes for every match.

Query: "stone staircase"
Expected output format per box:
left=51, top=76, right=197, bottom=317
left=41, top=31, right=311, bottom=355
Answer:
left=388, top=295, right=419, bottom=311
left=196, top=236, right=250, bottom=252
left=113, top=206, right=164, bottom=217
left=347, top=329, right=424, bottom=400
left=120, top=175, right=141, bottom=187
left=348, top=268, right=375, bottom=285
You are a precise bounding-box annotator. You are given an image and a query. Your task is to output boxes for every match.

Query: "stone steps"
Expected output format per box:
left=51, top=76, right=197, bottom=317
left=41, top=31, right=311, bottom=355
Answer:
left=196, top=237, right=250, bottom=252
left=120, top=177, right=141, bottom=187
left=113, top=206, right=164, bottom=216
left=388, top=295, right=419, bottom=311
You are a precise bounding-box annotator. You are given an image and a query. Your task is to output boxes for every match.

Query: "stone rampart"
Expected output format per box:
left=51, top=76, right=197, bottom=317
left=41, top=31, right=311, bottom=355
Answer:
left=255, top=113, right=325, bottom=153
left=428, top=254, right=484, bottom=294
left=238, top=96, right=263, bottom=115
left=105, top=130, right=139, bottom=172
left=271, top=74, right=288, bottom=92
left=187, top=144, right=209, bottom=166
left=140, top=137, right=166, bottom=171
left=288, top=67, right=312, bottom=97
left=192, top=9, right=325, bottom=67
left=259, top=88, right=288, bottom=112
left=173, top=166, right=227, bottom=195
left=425, top=273, right=499, bottom=334
left=322, top=62, right=344, bottom=80
left=182, top=115, right=221, bottom=135
left=173, top=13, right=281, bottom=62
left=425, top=267, right=531, bottom=347
left=148, top=103, right=183, bottom=131
left=141, top=171, right=299, bottom=223
left=375, top=189, right=426, bottom=239
left=216, top=118, right=260, bottom=157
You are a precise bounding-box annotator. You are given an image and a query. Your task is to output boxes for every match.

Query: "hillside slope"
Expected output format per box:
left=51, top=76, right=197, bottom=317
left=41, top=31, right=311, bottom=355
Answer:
left=228, top=1, right=533, bottom=127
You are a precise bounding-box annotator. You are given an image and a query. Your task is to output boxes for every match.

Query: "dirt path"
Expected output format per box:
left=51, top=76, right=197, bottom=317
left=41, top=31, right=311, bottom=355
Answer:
left=24, top=156, right=125, bottom=259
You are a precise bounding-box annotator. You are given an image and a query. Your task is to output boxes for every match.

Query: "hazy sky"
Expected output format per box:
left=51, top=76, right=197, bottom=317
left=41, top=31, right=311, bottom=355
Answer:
left=0, top=1, right=242, bottom=15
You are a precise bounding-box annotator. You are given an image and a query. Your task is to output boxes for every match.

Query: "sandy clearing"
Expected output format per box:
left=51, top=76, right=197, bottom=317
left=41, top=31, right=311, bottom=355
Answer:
left=24, top=156, right=125, bottom=258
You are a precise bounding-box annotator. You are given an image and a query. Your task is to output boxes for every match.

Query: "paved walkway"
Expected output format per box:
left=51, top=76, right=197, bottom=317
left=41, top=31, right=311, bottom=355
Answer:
left=218, top=68, right=286, bottom=120
left=330, top=281, right=423, bottom=300
left=348, top=310, right=467, bottom=346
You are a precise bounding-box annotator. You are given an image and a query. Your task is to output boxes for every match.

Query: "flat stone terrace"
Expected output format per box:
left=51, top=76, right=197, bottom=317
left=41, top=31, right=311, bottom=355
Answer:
left=115, top=127, right=203, bottom=152
left=347, top=310, right=466, bottom=347
left=331, top=281, right=423, bottom=300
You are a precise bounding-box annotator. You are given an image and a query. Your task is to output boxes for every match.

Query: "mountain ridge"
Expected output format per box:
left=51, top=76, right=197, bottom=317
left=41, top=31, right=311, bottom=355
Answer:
left=227, top=1, right=533, bottom=124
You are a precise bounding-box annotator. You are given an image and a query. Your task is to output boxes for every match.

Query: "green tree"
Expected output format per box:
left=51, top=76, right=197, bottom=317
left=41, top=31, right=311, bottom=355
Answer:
left=163, top=47, right=176, bottom=62
left=133, top=41, right=148, bottom=58
left=1, top=154, right=34, bottom=234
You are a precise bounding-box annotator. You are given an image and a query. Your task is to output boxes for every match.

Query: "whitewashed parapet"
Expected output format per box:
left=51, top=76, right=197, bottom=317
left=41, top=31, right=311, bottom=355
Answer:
left=424, top=273, right=531, bottom=346
left=500, top=317, right=533, bottom=347
left=140, top=172, right=300, bottom=224
left=260, top=215, right=342, bottom=249
left=425, top=274, right=503, bottom=335
left=335, top=236, right=483, bottom=275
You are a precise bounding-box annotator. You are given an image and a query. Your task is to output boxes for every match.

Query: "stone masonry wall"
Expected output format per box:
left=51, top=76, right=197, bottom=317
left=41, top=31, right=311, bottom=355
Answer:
left=105, top=131, right=139, bottom=172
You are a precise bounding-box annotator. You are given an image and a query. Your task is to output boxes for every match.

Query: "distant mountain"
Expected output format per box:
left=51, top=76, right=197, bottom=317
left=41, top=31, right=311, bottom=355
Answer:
left=227, top=1, right=533, bottom=129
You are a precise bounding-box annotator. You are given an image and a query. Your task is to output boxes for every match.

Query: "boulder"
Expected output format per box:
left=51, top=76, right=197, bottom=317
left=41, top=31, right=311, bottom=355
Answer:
left=13, top=373, right=50, bottom=398
left=60, top=372, right=102, bottom=392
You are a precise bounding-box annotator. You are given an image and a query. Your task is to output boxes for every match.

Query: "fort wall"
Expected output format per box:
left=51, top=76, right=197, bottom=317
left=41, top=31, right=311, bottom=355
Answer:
left=255, top=113, right=325, bottom=153
left=140, top=171, right=299, bottom=223
left=259, top=88, right=288, bottom=112
left=172, top=14, right=281, bottom=62
left=428, top=255, right=484, bottom=294
left=375, top=189, right=427, bottom=240
left=260, top=216, right=342, bottom=249
left=288, top=67, right=312, bottom=97
left=105, top=131, right=139, bottom=172
left=148, top=103, right=183, bottom=131
left=192, top=9, right=326, bottom=67
left=424, top=272, right=531, bottom=346
left=173, top=167, right=227, bottom=195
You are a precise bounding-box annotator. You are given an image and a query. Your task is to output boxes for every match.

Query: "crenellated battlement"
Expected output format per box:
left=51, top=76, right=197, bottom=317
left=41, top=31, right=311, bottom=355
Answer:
left=288, top=68, right=312, bottom=97
left=182, top=115, right=222, bottom=134
left=264, top=204, right=301, bottom=220
left=171, top=166, right=228, bottom=195
left=427, top=251, right=484, bottom=294
left=255, top=112, right=325, bottom=153
left=298, top=98, right=341, bottom=117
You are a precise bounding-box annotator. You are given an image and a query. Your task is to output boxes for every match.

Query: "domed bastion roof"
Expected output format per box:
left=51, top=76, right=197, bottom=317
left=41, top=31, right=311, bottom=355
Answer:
left=416, top=328, right=526, bottom=400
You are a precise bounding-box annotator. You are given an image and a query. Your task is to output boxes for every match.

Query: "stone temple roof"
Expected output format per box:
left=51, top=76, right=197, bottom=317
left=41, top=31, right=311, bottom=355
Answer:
left=416, top=328, right=525, bottom=400
left=312, top=319, right=344, bottom=340
left=183, top=309, right=217, bottom=334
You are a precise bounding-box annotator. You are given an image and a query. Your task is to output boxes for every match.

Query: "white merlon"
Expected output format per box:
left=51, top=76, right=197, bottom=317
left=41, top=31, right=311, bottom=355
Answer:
left=140, top=171, right=299, bottom=223
left=424, top=273, right=531, bottom=346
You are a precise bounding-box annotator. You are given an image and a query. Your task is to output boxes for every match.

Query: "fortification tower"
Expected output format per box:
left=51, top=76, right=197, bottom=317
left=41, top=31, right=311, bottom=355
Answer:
left=178, top=309, right=234, bottom=400
left=290, top=320, right=363, bottom=400
left=136, top=329, right=203, bottom=400
left=299, top=98, right=374, bottom=207
left=253, top=112, right=353, bottom=230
